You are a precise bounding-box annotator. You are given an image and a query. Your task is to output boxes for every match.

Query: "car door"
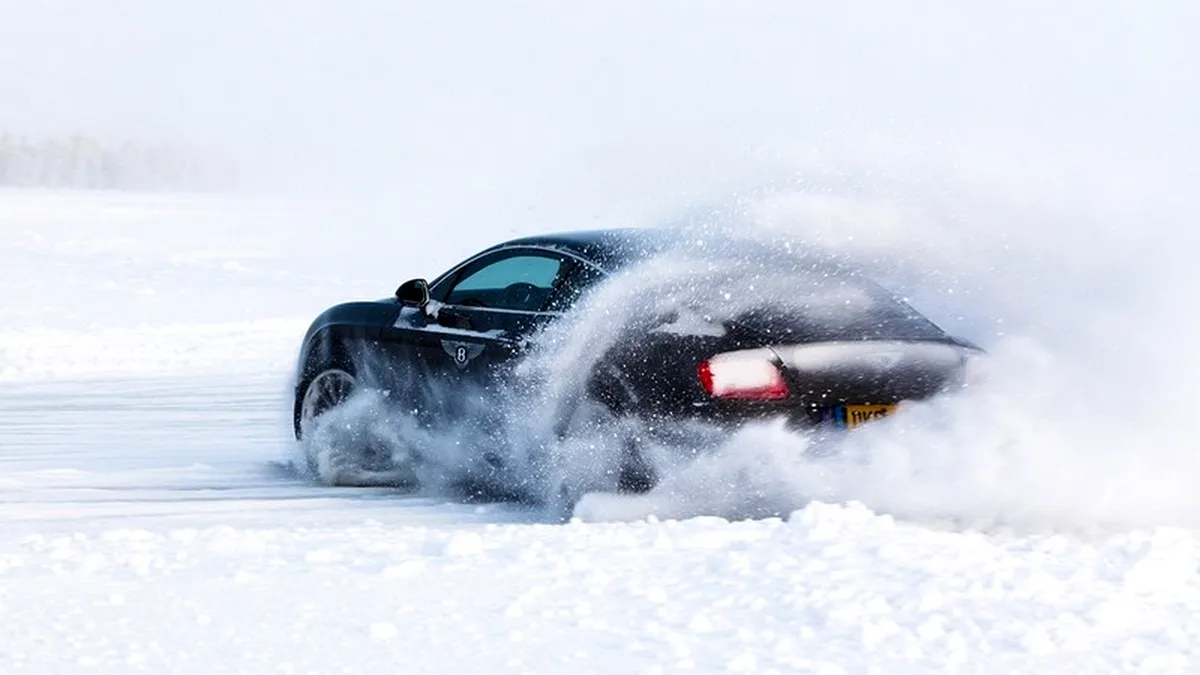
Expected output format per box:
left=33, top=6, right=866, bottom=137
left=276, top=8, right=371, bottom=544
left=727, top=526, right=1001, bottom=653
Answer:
left=382, top=247, right=580, bottom=419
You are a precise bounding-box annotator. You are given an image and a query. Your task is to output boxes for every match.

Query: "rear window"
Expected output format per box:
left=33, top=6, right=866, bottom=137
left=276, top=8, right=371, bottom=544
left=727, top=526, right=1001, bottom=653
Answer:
left=729, top=277, right=947, bottom=342
left=583, top=239, right=949, bottom=342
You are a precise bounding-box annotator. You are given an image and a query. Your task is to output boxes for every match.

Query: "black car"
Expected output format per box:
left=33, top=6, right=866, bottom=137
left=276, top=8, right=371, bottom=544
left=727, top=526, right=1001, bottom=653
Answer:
left=293, top=228, right=980, bottom=493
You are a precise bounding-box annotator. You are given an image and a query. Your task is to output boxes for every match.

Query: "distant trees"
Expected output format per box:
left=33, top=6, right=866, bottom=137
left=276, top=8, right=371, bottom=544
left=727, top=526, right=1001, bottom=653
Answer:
left=0, top=134, right=235, bottom=191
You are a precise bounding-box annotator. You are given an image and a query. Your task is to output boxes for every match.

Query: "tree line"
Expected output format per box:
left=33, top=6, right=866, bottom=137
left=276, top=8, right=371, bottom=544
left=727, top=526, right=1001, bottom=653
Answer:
left=0, top=134, right=235, bottom=191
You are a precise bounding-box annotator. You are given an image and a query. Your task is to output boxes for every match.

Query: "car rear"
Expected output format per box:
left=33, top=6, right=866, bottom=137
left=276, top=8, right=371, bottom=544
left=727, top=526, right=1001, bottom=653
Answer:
left=695, top=338, right=977, bottom=429
left=683, top=268, right=981, bottom=428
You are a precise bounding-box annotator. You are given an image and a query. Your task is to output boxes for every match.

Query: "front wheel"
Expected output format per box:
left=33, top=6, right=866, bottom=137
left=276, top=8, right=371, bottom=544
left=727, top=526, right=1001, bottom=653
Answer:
left=293, top=361, right=413, bottom=487
left=294, top=365, right=358, bottom=480
left=296, top=366, right=357, bottom=440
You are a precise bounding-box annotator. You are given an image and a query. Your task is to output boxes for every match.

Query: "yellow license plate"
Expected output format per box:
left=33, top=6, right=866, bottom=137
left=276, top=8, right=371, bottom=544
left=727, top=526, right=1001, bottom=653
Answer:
left=844, top=404, right=898, bottom=428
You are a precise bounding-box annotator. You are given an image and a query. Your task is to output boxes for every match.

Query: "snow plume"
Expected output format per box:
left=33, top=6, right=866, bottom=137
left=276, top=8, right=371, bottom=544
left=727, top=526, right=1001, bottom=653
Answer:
left=300, top=164, right=1200, bottom=531
left=295, top=253, right=811, bottom=511
left=579, top=173, right=1200, bottom=532
left=298, top=344, right=525, bottom=500
left=560, top=173, right=1200, bottom=531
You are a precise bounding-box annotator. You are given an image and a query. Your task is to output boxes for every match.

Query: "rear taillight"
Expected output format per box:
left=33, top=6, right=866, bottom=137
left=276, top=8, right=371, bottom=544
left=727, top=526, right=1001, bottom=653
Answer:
left=698, top=351, right=790, bottom=400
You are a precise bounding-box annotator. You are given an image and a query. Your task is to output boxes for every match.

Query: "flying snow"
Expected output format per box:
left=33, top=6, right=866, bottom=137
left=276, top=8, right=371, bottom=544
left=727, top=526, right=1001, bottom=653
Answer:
left=300, top=171, right=1200, bottom=532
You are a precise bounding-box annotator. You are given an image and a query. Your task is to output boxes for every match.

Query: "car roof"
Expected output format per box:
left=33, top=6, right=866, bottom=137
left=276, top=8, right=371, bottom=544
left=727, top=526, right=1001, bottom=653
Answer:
left=490, top=228, right=669, bottom=270
left=492, top=227, right=854, bottom=278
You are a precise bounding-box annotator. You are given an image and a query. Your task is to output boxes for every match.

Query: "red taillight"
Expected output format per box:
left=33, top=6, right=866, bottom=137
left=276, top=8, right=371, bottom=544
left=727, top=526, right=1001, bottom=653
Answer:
left=697, top=359, right=716, bottom=395
left=698, top=352, right=790, bottom=400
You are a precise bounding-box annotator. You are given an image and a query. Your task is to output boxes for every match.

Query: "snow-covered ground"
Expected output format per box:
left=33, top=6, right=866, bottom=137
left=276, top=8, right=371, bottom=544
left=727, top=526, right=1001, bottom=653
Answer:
left=2, top=187, right=1200, bottom=674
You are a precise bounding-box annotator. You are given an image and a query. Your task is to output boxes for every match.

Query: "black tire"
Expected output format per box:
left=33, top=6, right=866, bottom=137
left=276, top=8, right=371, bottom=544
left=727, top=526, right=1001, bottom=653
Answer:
left=293, top=359, right=359, bottom=480
left=584, top=366, right=658, bottom=493
left=292, top=343, right=352, bottom=439
left=292, top=344, right=411, bottom=487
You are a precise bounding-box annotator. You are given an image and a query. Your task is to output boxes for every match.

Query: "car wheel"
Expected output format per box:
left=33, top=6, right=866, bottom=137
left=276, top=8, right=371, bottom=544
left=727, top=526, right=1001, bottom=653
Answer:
left=296, top=366, right=357, bottom=438
left=293, top=355, right=360, bottom=475
left=294, top=357, right=412, bottom=487
left=585, top=365, right=658, bottom=494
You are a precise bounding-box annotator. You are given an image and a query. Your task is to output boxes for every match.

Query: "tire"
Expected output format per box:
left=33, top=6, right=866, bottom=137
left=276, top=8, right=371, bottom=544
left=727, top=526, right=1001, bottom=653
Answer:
left=293, top=349, right=412, bottom=487
left=294, top=363, right=357, bottom=440
left=584, top=366, right=658, bottom=494
left=294, top=364, right=357, bottom=474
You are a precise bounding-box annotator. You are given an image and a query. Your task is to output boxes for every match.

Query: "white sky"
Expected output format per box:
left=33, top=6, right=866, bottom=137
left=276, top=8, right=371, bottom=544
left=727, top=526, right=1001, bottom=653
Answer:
left=0, top=1, right=1195, bottom=197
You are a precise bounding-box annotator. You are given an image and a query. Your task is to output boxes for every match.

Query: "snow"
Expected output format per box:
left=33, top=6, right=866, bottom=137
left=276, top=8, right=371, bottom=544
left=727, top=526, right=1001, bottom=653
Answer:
left=650, top=307, right=727, bottom=337
left=3, top=495, right=1200, bottom=672
left=0, top=320, right=305, bottom=382
left=0, top=3, right=1197, bottom=669
left=2, top=187, right=1199, bottom=673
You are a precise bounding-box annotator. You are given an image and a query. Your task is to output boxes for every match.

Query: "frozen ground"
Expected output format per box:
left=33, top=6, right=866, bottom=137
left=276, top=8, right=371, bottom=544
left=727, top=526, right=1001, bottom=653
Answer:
left=2, top=188, right=1200, bottom=674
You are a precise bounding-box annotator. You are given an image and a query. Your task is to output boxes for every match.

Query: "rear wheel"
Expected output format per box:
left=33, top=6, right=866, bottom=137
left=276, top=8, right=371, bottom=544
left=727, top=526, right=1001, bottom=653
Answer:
left=582, top=366, right=658, bottom=493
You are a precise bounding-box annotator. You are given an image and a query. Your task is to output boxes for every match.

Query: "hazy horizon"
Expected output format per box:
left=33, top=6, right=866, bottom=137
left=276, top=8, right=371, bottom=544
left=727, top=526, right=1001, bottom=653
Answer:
left=1, top=2, right=1194, bottom=206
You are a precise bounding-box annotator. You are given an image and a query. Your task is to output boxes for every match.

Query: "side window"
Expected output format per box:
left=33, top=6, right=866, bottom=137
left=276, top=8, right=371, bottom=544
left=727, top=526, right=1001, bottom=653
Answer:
left=444, top=253, right=565, bottom=311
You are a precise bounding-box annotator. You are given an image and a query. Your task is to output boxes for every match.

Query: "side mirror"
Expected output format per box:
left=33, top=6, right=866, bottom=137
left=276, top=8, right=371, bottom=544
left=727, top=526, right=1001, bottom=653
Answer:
left=395, top=278, right=430, bottom=307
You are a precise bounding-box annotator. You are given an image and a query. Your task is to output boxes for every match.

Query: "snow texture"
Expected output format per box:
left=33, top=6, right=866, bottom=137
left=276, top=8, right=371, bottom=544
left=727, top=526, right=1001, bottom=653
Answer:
left=0, top=3, right=1197, bottom=668
left=1, top=180, right=1198, bottom=673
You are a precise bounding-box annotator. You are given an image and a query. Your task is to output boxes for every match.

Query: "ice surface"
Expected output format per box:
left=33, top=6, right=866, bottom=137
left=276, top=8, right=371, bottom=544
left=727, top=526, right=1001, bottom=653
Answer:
left=2, top=181, right=1198, bottom=671
left=1, top=1, right=1198, bottom=669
